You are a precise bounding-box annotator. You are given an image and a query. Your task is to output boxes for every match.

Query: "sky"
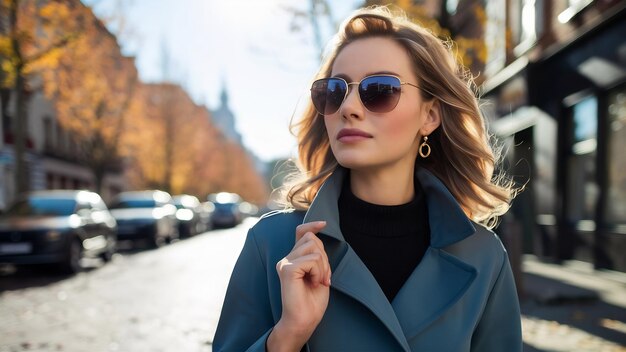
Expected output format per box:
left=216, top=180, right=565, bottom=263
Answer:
left=85, top=0, right=363, bottom=162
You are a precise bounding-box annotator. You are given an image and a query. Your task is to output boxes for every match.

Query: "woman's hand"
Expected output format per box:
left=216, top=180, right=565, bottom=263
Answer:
left=267, top=221, right=331, bottom=352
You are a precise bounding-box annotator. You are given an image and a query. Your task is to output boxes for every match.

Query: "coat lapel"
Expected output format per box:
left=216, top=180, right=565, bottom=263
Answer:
left=389, top=168, right=478, bottom=340
left=331, top=246, right=412, bottom=352
left=302, top=166, right=478, bottom=350
left=303, top=168, right=411, bottom=351
left=391, top=247, right=477, bottom=340
left=415, top=168, right=476, bottom=248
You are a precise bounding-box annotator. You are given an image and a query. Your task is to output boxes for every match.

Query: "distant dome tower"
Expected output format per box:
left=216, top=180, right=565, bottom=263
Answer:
left=211, top=82, right=242, bottom=144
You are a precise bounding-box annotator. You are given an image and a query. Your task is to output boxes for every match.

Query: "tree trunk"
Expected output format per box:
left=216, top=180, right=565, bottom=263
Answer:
left=10, top=0, right=30, bottom=194
left=94, top=167, right=105, bottom=195
left=14, top=72, right=30, bottom=194
left=163, top=113, right=174, bottom=194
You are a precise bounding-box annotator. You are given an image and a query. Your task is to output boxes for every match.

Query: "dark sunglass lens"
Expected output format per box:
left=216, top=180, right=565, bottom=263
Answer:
left=310, top=79, right=328, bottom=114
left=359, top=76, right=401, bottom=113
left=311, top=79, right=346, bottom=115
left=324, top=79, right=347, bottom=115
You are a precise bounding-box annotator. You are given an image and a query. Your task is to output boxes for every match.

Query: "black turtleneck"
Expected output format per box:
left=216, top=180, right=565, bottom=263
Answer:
left=338, top=174, right=430, bottom=302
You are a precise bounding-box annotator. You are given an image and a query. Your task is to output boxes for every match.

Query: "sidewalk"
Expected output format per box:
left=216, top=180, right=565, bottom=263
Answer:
left=520, top=255, right=626, bottom=352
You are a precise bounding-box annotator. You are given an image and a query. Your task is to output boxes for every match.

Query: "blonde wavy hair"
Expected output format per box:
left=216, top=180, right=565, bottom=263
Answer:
left=283, top=6, right=518, bottom=228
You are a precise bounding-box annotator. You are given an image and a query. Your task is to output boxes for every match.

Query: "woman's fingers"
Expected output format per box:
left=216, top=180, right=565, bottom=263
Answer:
left=276, top=221, right=332, bottom=288
left=295, top=221, right=330, bottom=285
left=295, top=221, right=326, bottom=242
left=289, top=233, right=331, bottom=286
left=274, top=222, right=332, bottom=340
left=277, top=253, right=326, bottom=287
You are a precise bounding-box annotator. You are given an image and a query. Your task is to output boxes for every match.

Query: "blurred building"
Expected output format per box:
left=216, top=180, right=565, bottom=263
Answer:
left=211, top=84, right=243, bottom=145
left=210, top=83, right=268, bottom=179
left=477, top=0, right=625, bottom=272
left=0, top=2, right=128, bottom=209
left=367, top=0, right=625, bottom=271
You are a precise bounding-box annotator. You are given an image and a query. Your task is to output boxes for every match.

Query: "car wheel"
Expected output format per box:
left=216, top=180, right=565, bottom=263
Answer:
left=148, top=233, right=163, bottom=249
left=100, top=243, right=115, bottom=262
left=59, top=239, right=82, bottom=274
left=167, top=227, right=179, bottom=244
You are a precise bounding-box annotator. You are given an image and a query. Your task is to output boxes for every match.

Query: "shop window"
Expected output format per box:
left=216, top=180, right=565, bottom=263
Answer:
left=68, top=134, right=78, bottom=159
left=567, top=95, right=598, bottom=223
left=485, top=0, right=506, bottom=74
left=46, top=173, right=54, bottom=189
left=606, top=86, right=626, bottom=223
left=59, top=176, right=67, bottom=190
left=510, top=0, right=539, bottom=56
left=534, top=112, right=557, bottom=216
left=56, top=125, right=65, bottom=154
left=446, top=0, right=459, bottom=14
left=558, top=0, right=594, bottom=23
left=43, top=116, right=53, bottom=150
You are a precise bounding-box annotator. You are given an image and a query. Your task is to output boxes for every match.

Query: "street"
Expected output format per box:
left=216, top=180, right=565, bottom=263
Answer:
left=1, top=216, right=625, bottom=352
left=0, top=218, right=253, bottom=352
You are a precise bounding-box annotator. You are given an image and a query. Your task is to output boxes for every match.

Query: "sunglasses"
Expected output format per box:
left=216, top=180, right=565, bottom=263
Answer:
left=310, top=74, right=422, bottom=115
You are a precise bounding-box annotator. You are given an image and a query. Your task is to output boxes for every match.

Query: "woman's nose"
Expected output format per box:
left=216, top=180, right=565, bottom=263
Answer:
left=339, top=85, right=364, bottom=119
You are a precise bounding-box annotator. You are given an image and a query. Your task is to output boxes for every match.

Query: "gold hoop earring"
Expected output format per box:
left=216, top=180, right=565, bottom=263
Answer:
left=419, top=136, right=431, bottom=158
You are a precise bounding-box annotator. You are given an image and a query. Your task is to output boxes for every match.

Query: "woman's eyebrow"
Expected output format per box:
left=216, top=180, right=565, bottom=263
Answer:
left=331, top=71, right=401, bottom=81
left=365, top=70, right=400, bottom=77
left=331, top=73, right=351, bottom=81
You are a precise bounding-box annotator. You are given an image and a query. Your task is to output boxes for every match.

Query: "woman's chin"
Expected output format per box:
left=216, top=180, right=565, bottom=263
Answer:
left=335, top=156, right=377, bottom=170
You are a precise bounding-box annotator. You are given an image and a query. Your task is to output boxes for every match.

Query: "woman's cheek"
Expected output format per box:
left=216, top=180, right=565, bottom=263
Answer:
left=382, top=115, right=420, bottom=147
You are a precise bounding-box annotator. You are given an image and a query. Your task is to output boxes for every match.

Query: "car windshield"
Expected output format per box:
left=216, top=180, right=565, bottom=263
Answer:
left=109, top=199, right=157, bottom=209
left=3, top=197, right=77, bottom=217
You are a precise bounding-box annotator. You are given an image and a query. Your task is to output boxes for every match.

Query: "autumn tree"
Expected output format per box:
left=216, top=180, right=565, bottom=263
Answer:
left=364, top=0, right=487, bottom=76
left=125, top=82, right=269, bottom=204
left=213, top=141, right=269, bottom=205
left=179, top=105, right=224, bottom=197
left=40, top=4, right=138, bottom=194
left=286, top=0, right=487, bottom=76
left=124, top=83, right=217, bottom=195
left=0, top=0, right=85, bottom=193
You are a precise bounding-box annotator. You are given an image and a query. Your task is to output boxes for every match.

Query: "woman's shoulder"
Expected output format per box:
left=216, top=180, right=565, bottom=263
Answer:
left=443, top=223, right=509, bottom=271
left=247, top=209, right=306, bottom=249
left=468, top=223, right=507, bottom=253
left=254, top=208, right=306, bottom=230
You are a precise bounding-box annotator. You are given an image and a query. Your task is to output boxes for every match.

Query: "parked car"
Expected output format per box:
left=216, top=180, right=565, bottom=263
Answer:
left=0, top=190, right=117, bottom=273
left=172, top=194, right=203, bottom=237
left=199, top=201, right=215, bottom=231
left=108, top=190, right=178, bottom=248
left=208, top=192, right=242, bottom=228
left=238, top=201, right=259, bottom=218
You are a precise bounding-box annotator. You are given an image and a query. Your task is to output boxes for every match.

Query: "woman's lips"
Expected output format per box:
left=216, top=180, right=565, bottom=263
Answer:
left=336, top=128, right=373, bottom=142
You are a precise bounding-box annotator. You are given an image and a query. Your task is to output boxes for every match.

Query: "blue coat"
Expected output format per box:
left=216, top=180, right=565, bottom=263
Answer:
left=214, top=167, right=522, bottom=351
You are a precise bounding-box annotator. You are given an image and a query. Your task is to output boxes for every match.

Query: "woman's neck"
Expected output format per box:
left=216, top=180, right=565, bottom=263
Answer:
left=350, top=163, right=415, bottom=205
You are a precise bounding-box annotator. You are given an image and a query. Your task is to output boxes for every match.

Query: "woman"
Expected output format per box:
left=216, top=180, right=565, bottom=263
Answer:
left=215, top=6, right=522, bottom=352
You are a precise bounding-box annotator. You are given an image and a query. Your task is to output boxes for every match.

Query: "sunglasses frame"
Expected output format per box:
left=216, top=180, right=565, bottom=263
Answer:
left=310, top=74, right=422, bottom=116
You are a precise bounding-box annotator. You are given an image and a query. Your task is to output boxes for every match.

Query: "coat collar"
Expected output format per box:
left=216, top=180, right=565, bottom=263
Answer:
left=302, top=166, right=478, bottom=350
left=303, top=166, right=476, bottom=248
